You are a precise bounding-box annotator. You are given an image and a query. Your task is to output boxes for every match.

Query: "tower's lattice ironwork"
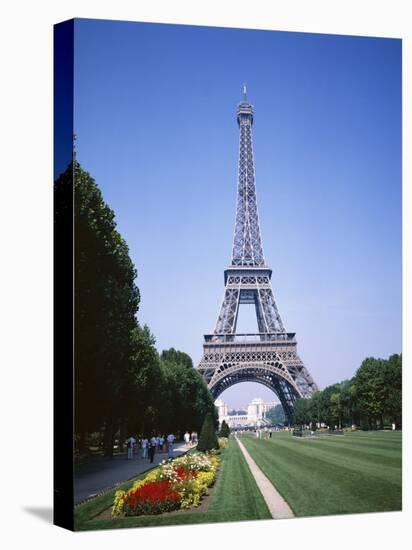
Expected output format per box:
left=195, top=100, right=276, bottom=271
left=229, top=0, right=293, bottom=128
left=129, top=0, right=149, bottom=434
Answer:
left=198, top=87, right=318, bottom=423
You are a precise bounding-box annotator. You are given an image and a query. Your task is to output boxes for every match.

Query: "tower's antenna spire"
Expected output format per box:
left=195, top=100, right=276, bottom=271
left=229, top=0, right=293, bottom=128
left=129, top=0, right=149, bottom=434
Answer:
left=243, top=83, right=247, bottom=101
left=73, top=133, right=77, bottom=162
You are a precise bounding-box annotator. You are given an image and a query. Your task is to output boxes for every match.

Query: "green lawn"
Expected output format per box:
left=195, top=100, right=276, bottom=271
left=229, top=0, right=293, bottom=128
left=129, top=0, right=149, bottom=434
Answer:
left=75, top=438, right=270, bottom=530
left=239, top=430, right=402, bottom=517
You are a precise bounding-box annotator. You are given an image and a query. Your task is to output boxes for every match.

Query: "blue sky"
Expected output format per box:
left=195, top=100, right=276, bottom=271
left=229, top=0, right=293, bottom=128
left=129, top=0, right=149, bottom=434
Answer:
left=72, top=19, right=401, bottom=409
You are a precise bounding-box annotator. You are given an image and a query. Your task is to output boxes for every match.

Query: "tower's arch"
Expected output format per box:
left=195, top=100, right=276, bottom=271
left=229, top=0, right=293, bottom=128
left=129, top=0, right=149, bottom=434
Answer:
left=208, top=360, right=302, bottom=424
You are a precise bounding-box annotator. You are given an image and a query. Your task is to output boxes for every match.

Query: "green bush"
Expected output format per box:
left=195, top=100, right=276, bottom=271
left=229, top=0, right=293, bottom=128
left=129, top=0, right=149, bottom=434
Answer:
left=218, top=437, right=229, bottom=449
left=219, top=420, right=230, bottom=438
left=197, top=413, right=219, bottom=452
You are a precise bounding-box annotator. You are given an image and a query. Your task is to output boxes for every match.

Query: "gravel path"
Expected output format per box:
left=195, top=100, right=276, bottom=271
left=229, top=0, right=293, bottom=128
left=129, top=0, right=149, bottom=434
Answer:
left=235, top=436, right=294, bottom=519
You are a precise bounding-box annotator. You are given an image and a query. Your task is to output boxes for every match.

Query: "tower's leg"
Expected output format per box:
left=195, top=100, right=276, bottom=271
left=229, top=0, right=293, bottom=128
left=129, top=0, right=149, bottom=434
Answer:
left=257, top=286, right=285, bottom=333
left=254, top=292, right=267, bottom=334
left=214, top=287, right=240, bottom=336
left=272, top=377, right=298, bottom=425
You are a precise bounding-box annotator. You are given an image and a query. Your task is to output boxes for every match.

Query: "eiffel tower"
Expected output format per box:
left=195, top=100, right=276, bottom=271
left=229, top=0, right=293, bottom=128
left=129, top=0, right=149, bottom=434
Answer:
left=198, top=86, right=318, bottom=423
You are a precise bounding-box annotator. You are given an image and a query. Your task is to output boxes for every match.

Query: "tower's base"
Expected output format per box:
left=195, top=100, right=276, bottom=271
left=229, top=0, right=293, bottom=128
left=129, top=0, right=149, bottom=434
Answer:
left=198, top=333, right=317, bottom=424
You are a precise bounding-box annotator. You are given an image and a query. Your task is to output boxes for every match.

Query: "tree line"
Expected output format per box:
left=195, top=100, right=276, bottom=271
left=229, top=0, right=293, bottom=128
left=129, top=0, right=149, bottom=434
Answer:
left=293, top=354, right=402, bottom=430
left=266, top=404, right=286, bottom=425
left=55, top=162, right=217, bottom=456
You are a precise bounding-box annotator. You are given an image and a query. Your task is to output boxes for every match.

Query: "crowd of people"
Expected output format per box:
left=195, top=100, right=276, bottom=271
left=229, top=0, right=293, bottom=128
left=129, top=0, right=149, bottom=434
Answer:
left=234, top=426, right=285, bottom=439
left=125, top=431, right=198, bottom=463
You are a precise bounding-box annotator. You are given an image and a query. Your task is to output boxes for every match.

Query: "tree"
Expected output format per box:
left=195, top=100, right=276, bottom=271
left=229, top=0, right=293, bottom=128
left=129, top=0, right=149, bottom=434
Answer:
left=55, top=161, right=140, bottom=454
left=160, top=348, right=193, bottom=369
left=219, top=420, right=230, bottom=438
left=353, top=353, right=402, bottom=429
left=197, top=413, right=219, bottom=452
left=328, top=380, right=353, bottom=429
left=266, top=404, right=285, bottom=425
left=57, top=161, right=223, bottom=456
left=330, top=392, right=343, bottom=429
left=339, top=380, right=355, bottom=427
left=354, top=357, right=387, bottom=429
left=384, top=354, right=402, bottom=428
left=158, top=354, right=216, bottom=435
left=290, top=354, right=401, bottom=431
left=293, top=398, right=310, bottom=427
left=123, top=325, right=163, bottom=436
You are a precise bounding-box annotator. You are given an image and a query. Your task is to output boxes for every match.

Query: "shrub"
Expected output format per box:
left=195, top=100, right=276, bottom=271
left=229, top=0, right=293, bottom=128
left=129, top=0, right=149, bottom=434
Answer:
left=112, top=490, right=126, bottom=518
left=171, top=452, right=216, bottom=472
left=197, top=413, right=219, bottom=452
left=218, top=437, right=229, bottom=449
left=179, top=470, right=216, bottom=509
left=219, top=420, right=230, bottom=438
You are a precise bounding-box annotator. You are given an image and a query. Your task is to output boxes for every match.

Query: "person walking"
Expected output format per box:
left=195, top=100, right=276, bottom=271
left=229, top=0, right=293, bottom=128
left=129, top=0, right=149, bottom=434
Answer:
left=167, top=433, right=175, bottom=459
left=158, top=434, right=164, bottom=453
left=184, top=431, right=190, bottom=447
left=148, top=434, right=157, bottom=464
left=126, top=435, right=136, bottom=460
left=141, top=436, right=148, bottom=459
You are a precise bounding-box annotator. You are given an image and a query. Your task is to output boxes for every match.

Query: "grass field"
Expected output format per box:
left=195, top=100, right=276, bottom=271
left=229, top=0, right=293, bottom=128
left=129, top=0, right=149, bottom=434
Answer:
left=75, top=438, right=270, bottom=530
left=239, top=430, right=402, bottom=517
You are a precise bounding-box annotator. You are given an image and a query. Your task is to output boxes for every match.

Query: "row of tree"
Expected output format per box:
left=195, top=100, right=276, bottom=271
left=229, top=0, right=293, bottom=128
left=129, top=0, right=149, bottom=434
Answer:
left=293, top=354, right=402, bottom=430
left=55, top=162, right=217, bottom=456
left=266, top=404, right=286, bottom=425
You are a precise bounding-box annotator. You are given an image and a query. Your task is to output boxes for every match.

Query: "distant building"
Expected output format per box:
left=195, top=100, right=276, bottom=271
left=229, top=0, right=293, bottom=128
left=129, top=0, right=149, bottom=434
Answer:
left=215, top=398, right=228, bottom=419
left=216, top=397, right=278, bottom=428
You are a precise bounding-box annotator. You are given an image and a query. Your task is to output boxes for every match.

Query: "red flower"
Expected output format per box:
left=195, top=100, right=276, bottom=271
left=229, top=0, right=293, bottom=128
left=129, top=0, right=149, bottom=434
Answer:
left=174, top=466, right=197, bottom=481
left=125, top=479, right=180, bottom=507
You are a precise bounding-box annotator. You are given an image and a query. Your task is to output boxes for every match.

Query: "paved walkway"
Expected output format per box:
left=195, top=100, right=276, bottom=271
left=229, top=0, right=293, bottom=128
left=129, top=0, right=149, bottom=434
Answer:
left=74, top=442, right=194, bottom=504
left=235, top=436, right=294, bottom=519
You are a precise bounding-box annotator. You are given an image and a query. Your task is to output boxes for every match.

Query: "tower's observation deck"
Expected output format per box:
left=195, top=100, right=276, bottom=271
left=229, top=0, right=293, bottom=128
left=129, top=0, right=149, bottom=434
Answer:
left=237, top=101, right=254, bottom=125
left=237, top=84, right=254, bottom=123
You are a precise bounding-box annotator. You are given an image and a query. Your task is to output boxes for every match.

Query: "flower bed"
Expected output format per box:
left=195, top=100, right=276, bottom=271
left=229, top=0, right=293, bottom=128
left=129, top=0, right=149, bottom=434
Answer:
left=112, top=452, right=220, bottom=518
